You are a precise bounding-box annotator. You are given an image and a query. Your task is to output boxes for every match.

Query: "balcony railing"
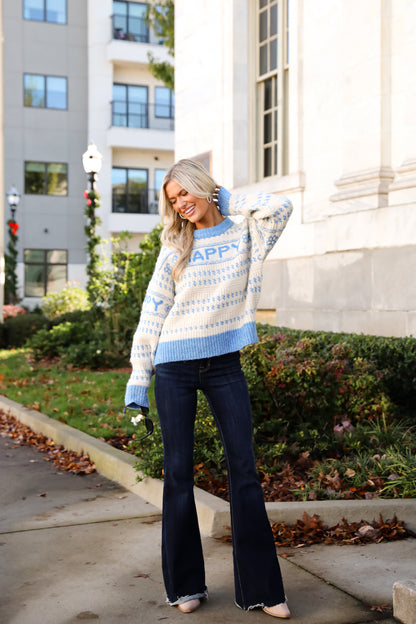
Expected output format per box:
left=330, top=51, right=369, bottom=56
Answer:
left=112, top=101, right=174, bottom=131
left=112, top=188, right=161, bottom=214
left=112, top=13, right=164, bottom=45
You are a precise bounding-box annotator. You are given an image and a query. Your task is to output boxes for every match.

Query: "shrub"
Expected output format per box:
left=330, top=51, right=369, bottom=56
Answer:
left=133, top=391, right=225, bottom=483
left=41, top=283, right=90, bottom=320
left=23, top=225, right=163, bottom=369
left=50, top=308, right=99, bottom=327
left=28, top=224, right=164, bottom=369
left=60, top=340, right=125, bottom=369
left=132, top=327, right=416, bottom=493
left=27, top=312, right=125, bottom=369
left=1, top=313, right=49, bottom=348
left=261, top=327, right=416, bottom=421
left=28, top=321, right=91, bottom=360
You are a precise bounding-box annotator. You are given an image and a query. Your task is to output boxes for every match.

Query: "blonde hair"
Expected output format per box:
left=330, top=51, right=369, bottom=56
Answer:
left=159, top=159, right=217, bottom=280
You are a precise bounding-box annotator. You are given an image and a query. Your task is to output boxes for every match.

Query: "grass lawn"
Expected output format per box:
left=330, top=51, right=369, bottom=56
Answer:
left=0, top=349, right=154, bottom=441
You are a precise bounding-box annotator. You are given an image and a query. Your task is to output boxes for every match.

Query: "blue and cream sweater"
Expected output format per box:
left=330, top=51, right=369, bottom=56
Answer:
left=125, top=187, right=293, bottom=408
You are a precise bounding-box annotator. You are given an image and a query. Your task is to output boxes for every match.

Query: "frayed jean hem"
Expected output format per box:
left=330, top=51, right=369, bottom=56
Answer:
left=235, top=597, right=288, bottom=611
left=167, top=590, right=208, bottom=606
left=235, top=601, right=267, bottom=611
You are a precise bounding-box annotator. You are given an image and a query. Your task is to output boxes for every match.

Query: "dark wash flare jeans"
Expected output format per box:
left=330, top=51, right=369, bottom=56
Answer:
left=155, top=351, right=286, bottom=609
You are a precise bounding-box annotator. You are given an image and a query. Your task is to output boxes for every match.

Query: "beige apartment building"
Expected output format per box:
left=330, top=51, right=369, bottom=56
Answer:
left=174, top=0, right=416, bottom=337
left=2, top=0, right=174, bottom=307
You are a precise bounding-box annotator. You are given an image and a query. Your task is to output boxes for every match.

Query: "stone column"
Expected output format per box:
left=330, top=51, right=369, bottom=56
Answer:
left=329, top=0, right=394, bottom=213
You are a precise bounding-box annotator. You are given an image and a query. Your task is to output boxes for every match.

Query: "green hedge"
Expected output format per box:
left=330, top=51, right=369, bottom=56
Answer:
left=27, top=307, right=126, bottom=369
left=256, top=326, right=416, bottom=418
left=0, top=313, right=49, bottom=348
left=133, top=325, right=416, bottom=496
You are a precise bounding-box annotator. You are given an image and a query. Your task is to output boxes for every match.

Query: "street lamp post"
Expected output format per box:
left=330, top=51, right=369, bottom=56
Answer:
left=82, top=142, right=103, bottom=302
left=82, top=141, right=103, bottom=192
left=6, top=186, right=20, bottom=221
left=5, top=186, right=21, bottom=304
left=4, top=186, right=20, bottom=303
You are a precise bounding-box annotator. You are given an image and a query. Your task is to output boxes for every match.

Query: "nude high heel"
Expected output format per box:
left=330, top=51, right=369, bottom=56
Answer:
left=263, top=602, right=291, bottom=618
left=177, top=598, right=201, bottom=613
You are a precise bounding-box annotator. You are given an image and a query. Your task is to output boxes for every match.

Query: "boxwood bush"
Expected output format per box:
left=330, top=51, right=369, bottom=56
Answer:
left=0, top=312, right=49, bottom=348
left=133, top=325, right=416, bottom=501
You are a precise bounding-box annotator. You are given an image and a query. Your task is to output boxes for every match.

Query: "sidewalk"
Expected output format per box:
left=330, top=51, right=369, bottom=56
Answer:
left=1, top=397, right=415, bottom=624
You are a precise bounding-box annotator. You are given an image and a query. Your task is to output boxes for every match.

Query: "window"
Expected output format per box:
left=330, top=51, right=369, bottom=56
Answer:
left=25, top=162, right=68, bottom=196
left=24, top=74, right=67, bottom=109
left=24, top=0, right=66, bottom=24
left=112, top=167, right=149, bottom=213
left=24, top=249, right=68, bottom=297
left=112, top=84, right=148, bottom=128
left=154, top=168, right=166, bottom=199
left=257, top=0, right=289, bottom=178
left=113, top=1, right=148, bottom=42
left=155, top=87, right=174, bottom=118
left=152, top=168, right=167, bottom=211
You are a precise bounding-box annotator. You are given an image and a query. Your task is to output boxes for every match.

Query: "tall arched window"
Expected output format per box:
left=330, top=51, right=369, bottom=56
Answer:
left=257, top=0, right=289, bottom=178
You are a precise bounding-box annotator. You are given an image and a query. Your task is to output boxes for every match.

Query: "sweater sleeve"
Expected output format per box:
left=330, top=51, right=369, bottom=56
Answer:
left=218, top=187, right=293, bottom=259
left=124, top=245, right=176, bottom=409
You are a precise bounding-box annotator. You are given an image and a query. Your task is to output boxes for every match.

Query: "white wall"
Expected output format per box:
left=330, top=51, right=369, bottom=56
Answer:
left=174, top=0, right=416, bottom=337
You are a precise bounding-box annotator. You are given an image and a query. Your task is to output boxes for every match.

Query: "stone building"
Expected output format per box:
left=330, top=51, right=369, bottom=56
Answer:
left=174, top=0, right=416, bottom=337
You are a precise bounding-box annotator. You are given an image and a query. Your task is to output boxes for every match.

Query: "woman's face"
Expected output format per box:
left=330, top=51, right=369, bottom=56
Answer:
left=165, top=179, right=220, bottom=230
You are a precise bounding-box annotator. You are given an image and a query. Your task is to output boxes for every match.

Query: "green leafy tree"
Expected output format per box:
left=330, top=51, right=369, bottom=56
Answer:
left=146, top=0, right=174, bottom=90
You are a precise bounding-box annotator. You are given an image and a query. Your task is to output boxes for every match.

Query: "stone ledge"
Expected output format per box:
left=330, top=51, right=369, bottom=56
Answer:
left=393, top=580, right=416, bottom=624
left=1, top=395, right=416, bottom=538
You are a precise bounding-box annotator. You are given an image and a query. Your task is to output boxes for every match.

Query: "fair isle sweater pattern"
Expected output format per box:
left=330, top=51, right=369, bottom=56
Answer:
left=125, top=187, right=293, bottom=408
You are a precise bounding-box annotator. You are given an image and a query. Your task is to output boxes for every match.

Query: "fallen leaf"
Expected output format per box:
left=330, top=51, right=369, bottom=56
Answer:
left=0, top=410, right=96, bottom=476
left=370, top=604, right=391, bottom=613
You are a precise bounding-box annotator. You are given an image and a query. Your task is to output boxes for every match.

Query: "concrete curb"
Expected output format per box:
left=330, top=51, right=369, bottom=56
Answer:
left=393, top=581, right=416, bottom=624
left=1, top=395, right=416, bottom=537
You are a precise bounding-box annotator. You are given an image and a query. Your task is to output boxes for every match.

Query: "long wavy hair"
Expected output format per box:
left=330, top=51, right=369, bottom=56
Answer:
left=159, top=159, right=217, bottom=280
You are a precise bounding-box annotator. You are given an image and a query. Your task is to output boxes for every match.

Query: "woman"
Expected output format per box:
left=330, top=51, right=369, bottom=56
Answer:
left=125, top=159, right=293, bottom=618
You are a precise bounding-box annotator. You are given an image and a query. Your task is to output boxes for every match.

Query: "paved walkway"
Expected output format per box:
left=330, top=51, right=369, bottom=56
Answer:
left=1, top=435, right=414, bottom=624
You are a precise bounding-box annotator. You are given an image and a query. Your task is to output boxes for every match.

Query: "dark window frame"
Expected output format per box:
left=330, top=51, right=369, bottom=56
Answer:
left=23, top=0, right=67, bottom=25
left=154, top=86, right=175, bottom=119
left=24, top=161, right=68, bottom=196
left=112, top=0, right=149, bottom=43
left=112, top=166, right=149, bottom=213
left=24, top=248, right=68, bottom=297
left=24, top=73, right=68, bottom=110
left=112, top=83, right=148, bottom=128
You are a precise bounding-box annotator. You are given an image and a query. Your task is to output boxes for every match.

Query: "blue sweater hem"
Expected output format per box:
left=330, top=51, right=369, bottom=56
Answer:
left=154, top=322, right=258, bottom=365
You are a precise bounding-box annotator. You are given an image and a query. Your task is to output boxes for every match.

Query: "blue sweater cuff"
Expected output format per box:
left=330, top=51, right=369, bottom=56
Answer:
left=218, top=187, right=231, bottom=215
left=124, top=384, right=149, bottom=409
